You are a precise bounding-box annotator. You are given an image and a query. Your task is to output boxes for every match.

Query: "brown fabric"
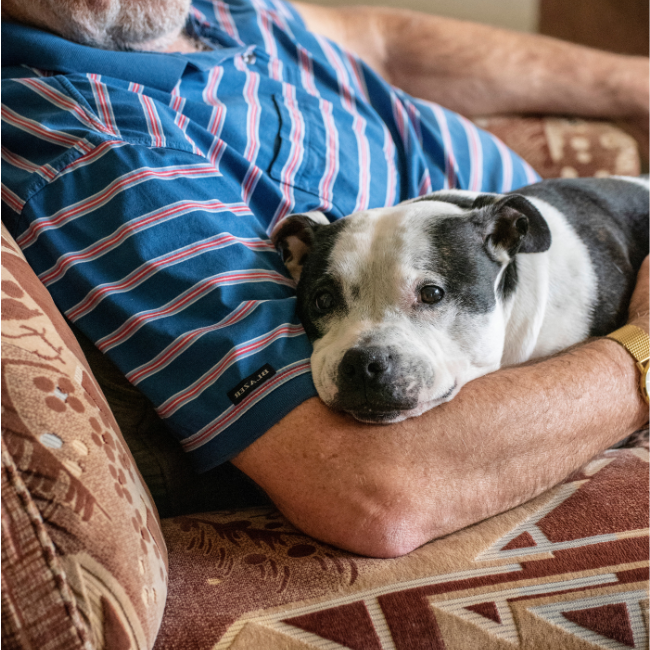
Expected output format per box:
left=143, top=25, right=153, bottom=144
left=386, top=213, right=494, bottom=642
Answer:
left=2, top=437, right=92, bottom=650
left=1, top=225, right=167, bottom=650
left=157, top=449, right=649, bottom=649
left=475, top=117, right=641, bottom=180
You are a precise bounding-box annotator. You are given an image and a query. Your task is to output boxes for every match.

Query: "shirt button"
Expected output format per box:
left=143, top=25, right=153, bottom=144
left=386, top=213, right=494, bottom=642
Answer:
left=242, top=52, right=256, bottom=65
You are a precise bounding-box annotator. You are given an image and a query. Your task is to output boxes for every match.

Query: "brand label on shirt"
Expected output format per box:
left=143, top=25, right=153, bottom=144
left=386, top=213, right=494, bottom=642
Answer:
left=227, top=364, right=276, bottom=405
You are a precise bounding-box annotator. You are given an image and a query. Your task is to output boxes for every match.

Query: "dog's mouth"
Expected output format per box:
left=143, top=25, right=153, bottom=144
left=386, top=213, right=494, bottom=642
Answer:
left=331, top=395, right=415, bottom=424
left=344, top=406, right=404, bottom=424
left=335, top=381, right=458, bottom=424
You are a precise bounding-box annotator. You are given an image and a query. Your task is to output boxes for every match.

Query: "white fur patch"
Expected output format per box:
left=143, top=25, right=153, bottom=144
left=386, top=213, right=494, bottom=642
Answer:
left=502, top=196, right=597, bottom=365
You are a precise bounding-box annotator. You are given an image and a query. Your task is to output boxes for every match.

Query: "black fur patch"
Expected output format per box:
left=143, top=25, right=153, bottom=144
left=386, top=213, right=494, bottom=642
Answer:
left=515, top=177, right=649, bottom=335
left=294, top=218, right=350, bottom=341
left=425, top=216, right=505, bottom=313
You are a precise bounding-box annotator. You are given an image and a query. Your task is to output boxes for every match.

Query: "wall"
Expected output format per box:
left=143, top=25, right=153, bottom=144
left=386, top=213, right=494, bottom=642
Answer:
left=297, top=0, right=540, bottom=33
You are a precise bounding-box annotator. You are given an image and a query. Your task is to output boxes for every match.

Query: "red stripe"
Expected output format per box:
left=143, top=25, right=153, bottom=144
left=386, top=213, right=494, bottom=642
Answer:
left=19, top=78, right=112, bottom=135
left=18, top=165, right=220, bottom=248
left=89, top=74, right=118, bottom=136
left=242, top=165, right=262, bottom=203
left=418, top=169, right=432, bottom=196
left=298, top=47, right=318, bottom=96
left=3, top=106, right=91, bottom=150
left=159, top=324, right=305, bottom=417
left=1, top=185, right=24, bottom=212
left=127, top=300, right=260, bottom=384
left=183, top=360, right=311, bottom=449
left=141, top=96, right=165, bottom=147
left=66, top=234, right=272, bottom=320
left=40, top=200, right=251, bottom=285
left=318, top=101, right=338, bottom=211
left=1, top=146, right=57, bottom=180
left=243, top=72, right=260, bottom=162
left=97, top=270, right=293, bottom=352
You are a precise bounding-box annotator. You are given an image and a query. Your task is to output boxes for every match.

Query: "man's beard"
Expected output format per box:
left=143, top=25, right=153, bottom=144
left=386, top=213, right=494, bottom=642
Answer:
left=9, top=0, right=193, bottom=51
left=102, top=0, right=194, bottom=50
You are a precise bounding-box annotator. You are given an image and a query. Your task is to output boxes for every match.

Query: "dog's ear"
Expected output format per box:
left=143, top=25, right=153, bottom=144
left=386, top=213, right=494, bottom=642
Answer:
left=409, top=190, right=502, bottom=209
left=481, top=194, right=551, bottom=261
left=271, top=212, right=329, bottom=282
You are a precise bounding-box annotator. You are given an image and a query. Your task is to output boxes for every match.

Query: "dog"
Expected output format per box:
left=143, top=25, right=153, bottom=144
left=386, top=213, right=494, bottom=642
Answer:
left=272, top=176, right=649, bottom=424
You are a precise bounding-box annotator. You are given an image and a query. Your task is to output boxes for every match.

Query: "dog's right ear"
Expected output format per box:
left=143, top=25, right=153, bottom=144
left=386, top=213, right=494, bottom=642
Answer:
left=271, top=212, right=329, bottom=282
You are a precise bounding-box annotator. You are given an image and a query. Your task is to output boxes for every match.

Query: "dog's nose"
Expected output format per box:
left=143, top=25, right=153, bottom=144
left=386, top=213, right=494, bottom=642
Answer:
left=340, top=347, right=392, bottom=383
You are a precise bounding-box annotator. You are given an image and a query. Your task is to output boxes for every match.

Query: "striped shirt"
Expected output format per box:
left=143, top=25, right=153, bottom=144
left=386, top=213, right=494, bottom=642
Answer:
left=1, top=0, right=540, bottom=471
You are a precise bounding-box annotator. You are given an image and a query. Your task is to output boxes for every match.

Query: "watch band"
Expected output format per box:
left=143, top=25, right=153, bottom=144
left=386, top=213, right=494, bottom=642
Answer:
left=607, top=324, right=650, bottom=362
left=606, top=324, right=649, bottom=404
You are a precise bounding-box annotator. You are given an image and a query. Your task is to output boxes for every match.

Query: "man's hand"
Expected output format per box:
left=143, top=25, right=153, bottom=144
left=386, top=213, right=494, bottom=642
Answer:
left=291, top=2, right=649, bottom=158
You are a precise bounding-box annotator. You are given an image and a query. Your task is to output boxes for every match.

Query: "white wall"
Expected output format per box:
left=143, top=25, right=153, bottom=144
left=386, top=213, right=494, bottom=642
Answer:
left=300, top=0, right=540, bottom=33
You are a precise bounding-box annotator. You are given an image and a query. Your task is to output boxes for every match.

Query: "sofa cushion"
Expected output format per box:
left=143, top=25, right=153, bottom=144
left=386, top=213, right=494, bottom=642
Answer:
left=1, top=225, right=167, bottom=650
left=156, top=448, right=649, bottom=649
left=475, top=117, right=641, bottom=179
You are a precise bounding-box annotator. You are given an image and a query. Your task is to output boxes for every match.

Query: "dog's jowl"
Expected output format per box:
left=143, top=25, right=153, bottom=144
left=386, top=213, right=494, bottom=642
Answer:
left=273, top=177, right=649, bottom=423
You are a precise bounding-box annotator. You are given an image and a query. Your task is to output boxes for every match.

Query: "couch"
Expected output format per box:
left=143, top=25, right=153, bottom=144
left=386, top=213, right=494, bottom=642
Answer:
left=2, top=116, right=648, bottom=650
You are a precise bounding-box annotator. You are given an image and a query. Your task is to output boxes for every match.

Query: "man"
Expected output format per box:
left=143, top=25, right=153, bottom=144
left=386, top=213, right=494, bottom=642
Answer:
left=2, top=0, right=648, bottom=558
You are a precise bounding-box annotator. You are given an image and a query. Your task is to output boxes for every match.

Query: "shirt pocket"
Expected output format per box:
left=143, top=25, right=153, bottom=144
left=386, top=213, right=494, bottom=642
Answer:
left=267, top=90, right=331, bottom=197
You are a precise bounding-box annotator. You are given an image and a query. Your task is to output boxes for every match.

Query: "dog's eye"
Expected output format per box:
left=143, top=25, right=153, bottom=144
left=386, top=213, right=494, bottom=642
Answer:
left=420, top=285, right=445, bottom=304
left=314, top=290, right=335, bottom=313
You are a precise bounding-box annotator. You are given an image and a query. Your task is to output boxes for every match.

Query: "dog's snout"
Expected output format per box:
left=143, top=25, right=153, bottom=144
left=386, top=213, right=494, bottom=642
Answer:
left=340, top=347, right=392, bottom=381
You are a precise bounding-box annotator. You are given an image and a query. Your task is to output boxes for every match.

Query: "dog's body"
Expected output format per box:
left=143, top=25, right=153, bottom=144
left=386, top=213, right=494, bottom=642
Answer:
left=273, top=176, right=649, bottom=423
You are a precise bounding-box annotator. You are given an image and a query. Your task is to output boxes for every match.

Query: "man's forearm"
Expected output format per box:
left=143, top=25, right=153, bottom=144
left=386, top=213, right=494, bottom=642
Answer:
left=292, top=3, right=649, bottom=122
left=234, top=335, right=647, bottom=558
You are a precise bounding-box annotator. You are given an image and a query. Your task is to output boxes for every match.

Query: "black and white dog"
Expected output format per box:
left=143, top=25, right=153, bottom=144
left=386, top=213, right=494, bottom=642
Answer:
left=273, top=177, right=649, bottom=423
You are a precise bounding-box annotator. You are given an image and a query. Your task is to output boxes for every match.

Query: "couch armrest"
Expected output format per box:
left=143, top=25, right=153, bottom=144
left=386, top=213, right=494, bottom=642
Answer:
left=1, top=225, right=167, bottom=650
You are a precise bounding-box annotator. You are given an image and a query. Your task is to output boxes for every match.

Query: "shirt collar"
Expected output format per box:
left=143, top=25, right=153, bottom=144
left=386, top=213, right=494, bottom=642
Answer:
left=1, top=19, right=247, bottom=91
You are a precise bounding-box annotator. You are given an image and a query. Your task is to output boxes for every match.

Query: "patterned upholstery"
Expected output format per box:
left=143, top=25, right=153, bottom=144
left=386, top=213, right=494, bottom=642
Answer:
left=1, top=225, right=167, bottom=649
left=157, top=450, right=649, bottom=649
left=475, top=117, right=641, bottom=180
left=2, top=118, right=647, bottom=650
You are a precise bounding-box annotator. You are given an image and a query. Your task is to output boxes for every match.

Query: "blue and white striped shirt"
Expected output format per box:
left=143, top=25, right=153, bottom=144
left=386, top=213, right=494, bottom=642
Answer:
left=1, top=0, right=540, bottom=471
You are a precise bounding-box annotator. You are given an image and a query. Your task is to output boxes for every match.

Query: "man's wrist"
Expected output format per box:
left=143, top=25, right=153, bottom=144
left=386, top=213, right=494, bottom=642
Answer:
left=605, top=323, right=650, bottom=409
left=597, top=332, right=649, bottom=425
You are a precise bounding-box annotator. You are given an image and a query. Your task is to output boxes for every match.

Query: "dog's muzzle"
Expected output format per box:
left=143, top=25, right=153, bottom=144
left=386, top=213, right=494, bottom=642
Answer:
left=334, top=346, right=419, bottom=421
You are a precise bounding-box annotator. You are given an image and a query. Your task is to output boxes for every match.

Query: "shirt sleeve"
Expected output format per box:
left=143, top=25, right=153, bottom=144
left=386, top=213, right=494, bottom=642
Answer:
left=2, top=74, right=317, bottom=472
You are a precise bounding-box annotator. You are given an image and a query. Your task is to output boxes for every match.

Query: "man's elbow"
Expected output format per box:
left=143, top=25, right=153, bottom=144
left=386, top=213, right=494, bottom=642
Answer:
left=276, top=486, right=443, bottom=559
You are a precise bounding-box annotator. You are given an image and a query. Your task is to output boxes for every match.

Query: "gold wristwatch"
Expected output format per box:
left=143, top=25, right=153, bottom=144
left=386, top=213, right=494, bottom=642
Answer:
left=606, top=324, right=649, bottom=404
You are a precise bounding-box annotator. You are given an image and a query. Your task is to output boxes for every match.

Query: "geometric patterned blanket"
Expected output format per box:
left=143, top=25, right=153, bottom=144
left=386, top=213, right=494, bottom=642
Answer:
left=157, top=448, right=649, bottom=649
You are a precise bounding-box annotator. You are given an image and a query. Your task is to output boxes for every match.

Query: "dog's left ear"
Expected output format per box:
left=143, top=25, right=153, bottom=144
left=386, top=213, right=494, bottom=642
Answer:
left=480, top=194, right=551, bottom=261
left=271, top=211, right=329, bottom=282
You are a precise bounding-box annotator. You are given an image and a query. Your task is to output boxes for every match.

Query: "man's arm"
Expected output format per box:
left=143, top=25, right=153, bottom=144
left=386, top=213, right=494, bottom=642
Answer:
left=234, top=260, right=649, bottom=558
left=291, top=2, right=649, bottom=153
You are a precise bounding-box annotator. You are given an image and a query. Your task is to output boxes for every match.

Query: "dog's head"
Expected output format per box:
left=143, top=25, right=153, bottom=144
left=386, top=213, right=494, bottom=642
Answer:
left=273, top=191, right=551, bottom=423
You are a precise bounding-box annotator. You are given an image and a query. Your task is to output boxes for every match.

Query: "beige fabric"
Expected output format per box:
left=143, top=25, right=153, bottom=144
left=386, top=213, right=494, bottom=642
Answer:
left=1, top=224, right=167, bottom=649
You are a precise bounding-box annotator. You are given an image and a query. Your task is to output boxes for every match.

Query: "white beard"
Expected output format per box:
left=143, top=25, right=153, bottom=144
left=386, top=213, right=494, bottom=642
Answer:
left=5, top=0, right=193, bottom=51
